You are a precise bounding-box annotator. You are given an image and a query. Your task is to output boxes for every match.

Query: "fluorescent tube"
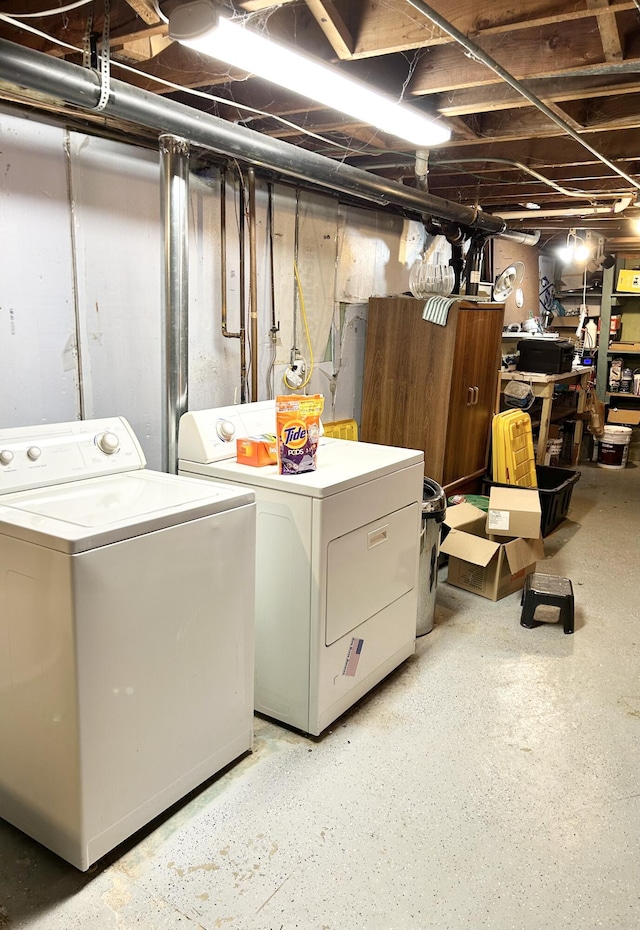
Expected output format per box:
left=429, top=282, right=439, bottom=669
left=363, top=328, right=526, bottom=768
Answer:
left=169, top=0, right=451, bottom=147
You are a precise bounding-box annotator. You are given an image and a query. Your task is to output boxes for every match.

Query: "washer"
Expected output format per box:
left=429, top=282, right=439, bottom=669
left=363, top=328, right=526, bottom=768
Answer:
left=179, top=401, right=423, bottom=736
left=0, top=417, right=256, bottom=870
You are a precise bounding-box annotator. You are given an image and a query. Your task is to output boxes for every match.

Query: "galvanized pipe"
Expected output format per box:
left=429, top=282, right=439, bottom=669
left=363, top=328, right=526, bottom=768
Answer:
left=247, top=167, right=259, bottom=402
left=159, top=133, right=190, bottom=474
left=0, top=37, right=538, bottom=244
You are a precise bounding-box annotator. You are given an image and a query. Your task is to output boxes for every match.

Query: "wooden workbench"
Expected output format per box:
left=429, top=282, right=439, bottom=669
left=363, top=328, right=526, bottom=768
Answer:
left=498, top=367, right=592, bottom=465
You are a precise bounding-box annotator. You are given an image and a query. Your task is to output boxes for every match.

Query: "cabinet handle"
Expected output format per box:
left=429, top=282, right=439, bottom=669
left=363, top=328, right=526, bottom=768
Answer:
left=467, top=386, right=474, bottom=406
left=473, top=386, right=479, bottom=405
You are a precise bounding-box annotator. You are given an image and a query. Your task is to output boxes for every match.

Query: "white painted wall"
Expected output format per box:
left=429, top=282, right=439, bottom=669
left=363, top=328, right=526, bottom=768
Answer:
left=0, top=115, right=79, bottom=426
left=0, top=107, right=429, bottom=467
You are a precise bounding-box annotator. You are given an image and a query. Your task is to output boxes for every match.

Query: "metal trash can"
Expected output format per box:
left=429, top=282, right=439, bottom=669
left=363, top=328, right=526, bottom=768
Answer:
left=417, top=477, right=446, bottom=636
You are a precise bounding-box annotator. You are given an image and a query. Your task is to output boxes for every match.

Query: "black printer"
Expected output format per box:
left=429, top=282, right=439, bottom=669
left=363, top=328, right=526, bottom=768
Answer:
left=517, top=338, right=574, bottom=374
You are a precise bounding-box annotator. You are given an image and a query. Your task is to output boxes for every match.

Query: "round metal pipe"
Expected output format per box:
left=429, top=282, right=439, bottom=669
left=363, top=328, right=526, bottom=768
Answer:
left=159, top=133, right=190, bottom=474
left=247, top=167, right=259, bottom=402
left=0, top=37, right=538, bottom=244
left=404, top=0, right=640, bottom=193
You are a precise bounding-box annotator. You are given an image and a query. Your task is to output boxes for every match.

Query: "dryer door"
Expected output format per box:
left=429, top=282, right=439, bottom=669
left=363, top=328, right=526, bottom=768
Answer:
left=325, top=501, right=419, bottom=646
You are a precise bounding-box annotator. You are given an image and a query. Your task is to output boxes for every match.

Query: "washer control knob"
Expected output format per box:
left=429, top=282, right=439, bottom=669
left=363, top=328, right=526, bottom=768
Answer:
left=96, top=431, right=120, bottom=455
left=27, top=446, right=42, bottom=461
left=216, top=419, right=235, bottom=442
left=0, top=449, right=14, bottom=466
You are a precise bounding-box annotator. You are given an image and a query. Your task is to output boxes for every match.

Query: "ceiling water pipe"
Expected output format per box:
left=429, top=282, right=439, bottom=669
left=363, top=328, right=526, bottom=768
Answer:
left=220, top=166, right=247, bottom=399
left=405, top=0, right=640, bottom=196
left=0, top=38, right=538, bottom=245
left=159, top=134, right=189, bottom=474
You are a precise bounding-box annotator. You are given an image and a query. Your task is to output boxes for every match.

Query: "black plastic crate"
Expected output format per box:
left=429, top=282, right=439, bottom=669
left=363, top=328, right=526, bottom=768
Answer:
left=483, top=465, right=581, bottom=537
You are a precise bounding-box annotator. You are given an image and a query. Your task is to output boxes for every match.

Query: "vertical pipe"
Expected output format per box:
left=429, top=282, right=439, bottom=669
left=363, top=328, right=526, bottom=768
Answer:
left=238, top=173, right=247, bottom=403
left=248, top=167, right=259, bottom=402
left=220, top=166, right=246, bottom=398
left=159, top=134, right=190, bottom=473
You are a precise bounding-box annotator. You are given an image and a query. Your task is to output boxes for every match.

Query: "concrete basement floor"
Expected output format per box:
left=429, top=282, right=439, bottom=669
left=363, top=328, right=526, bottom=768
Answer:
left=0, top=460, right=639, bottom=930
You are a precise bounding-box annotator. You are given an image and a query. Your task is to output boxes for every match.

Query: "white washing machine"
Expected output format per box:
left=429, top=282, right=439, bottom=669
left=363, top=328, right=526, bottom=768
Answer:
left=178, top=400, right=424, bottom=736
left=0, top=417, right=256, bottom=870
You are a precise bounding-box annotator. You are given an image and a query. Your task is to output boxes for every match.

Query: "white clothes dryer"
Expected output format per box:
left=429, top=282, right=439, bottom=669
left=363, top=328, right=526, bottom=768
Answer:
left=178, top=401, right=423, bottom=737
left=0, top=417, right=256, bottom=870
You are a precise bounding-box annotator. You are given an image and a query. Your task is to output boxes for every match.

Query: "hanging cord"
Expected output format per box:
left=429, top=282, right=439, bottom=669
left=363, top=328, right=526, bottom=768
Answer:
left=283, top=262, right=314, bottom=391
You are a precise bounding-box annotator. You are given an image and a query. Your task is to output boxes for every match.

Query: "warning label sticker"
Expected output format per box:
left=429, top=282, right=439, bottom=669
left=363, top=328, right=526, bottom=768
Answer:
left=343, top=637, right=364, bottom=677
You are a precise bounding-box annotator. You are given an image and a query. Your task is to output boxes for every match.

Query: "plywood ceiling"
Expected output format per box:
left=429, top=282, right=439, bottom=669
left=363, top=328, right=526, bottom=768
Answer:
left=2, top=0, right=640, bottom=251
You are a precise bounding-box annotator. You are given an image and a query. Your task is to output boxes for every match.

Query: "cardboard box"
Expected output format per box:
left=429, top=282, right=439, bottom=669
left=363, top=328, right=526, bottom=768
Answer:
left=485, top=487, right=542, bottom=539
left=441, top=502, right=544, bottom=601
left=236, top=435, right=277, bottom=467
left=613, top=341, right=640, bottom=351
left=616, top=269, right=640, bottom=293
left=607, top=408, right=640, bottom=426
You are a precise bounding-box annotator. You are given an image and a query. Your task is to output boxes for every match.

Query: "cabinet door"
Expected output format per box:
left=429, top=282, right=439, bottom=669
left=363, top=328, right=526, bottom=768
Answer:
left=361, top=298, right=458, bottom=481
left=442, top=305, right=504, bottom=487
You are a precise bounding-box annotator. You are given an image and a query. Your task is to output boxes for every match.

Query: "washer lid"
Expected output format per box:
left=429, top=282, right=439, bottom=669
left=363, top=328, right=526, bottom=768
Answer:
left=0, top=470, right=254, bottom=553
left=180, top=437, right=424, bottom=498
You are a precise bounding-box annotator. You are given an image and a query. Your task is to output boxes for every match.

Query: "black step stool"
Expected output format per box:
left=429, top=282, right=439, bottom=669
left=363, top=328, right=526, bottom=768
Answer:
left=520, top=573, right=574, bottom=634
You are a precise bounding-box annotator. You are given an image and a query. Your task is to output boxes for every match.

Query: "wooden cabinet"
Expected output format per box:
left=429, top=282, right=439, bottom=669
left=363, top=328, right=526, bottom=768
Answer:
left=361, top=297, right=505, bottom=492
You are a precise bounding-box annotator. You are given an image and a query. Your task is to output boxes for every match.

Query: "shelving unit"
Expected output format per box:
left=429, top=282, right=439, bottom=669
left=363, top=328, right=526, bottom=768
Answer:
left=595, top=260, right=640, bottom=426
left=498, top=368, right=591, bottom=466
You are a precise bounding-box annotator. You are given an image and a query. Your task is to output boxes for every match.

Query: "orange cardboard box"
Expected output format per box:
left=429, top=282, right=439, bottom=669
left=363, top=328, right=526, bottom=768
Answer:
left=236, top=435, right=277, bottom=467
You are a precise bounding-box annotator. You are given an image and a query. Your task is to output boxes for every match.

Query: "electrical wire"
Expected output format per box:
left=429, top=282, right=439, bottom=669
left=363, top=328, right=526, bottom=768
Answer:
left=283, top=262, right=314, bottom=391
left=3, top=0, right=93, bottom=17
left=0, top=12, right=368, bottom=152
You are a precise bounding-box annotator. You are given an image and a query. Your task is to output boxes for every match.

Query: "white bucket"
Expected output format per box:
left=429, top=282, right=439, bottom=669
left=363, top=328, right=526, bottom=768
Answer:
left=597, top=425, right=632, bottom=469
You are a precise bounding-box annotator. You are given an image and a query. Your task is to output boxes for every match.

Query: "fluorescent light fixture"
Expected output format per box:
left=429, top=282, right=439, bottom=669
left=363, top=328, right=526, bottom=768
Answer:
left=169, top=0, right=451, bottom=147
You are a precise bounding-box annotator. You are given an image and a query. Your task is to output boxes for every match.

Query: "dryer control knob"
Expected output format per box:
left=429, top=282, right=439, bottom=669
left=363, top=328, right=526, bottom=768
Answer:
left=216, top=419, right=235, bottom=442
left=0, top=449, right=14, bottom=466
left=27, top=446, right=42, bottom=461
left=96, top=431, right=120, bottom=455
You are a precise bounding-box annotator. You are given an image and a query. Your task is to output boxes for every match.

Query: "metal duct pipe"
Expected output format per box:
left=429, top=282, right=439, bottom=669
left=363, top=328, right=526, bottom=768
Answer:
left=0, top=38, right=538, bottom=245
left=247, top=167, right=259, bottom=402
left=405, top=0, right=640, bottom=194
left=492, top=197, right=632, bottom=220
left=159, top=134, right=189, bottom=474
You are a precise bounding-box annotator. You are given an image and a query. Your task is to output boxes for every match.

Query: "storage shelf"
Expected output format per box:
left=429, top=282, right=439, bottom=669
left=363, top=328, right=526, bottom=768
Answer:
left=606, top=392, right=640, bottom=400
left=606, top=348, right=640, bottom=354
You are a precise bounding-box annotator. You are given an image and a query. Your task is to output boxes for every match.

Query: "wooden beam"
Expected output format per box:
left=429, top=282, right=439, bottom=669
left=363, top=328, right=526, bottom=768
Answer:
left=122, top=0, right=160, bottom=27
left=408, top=21, right=617, bottom=95
left=587, top=0, right=624, bottom=61
left=304, top=0, right=353, bottom=59
left=239, top=0, right=297, bottom=9
left=349, top=0, right=636, bottom=60
left=435, top=76, right=640, bottom=117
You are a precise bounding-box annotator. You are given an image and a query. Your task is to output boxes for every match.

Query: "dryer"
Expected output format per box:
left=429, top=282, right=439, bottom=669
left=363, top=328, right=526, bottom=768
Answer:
left=0, top=417, right=255, bottom=870
left=178, top=401, right=423, bottom=736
